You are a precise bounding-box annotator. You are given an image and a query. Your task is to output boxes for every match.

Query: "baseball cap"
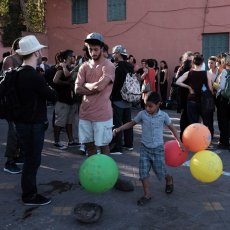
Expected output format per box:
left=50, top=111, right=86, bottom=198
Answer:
left=112, top=45, right=128, bottom=56
left=84, top=32, right=104, bottom=44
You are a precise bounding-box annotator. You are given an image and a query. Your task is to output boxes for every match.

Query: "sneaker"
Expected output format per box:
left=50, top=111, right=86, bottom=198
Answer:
left=23, top=194, right=51, bottom=206
left=110, top=147, right=122, bottom=153
left=14, top=157, right=24, bottom=165
left=53, top=142, right=68, bottom=150
left=4, top=161, right=22, bottom=174
left=122, top=146, right=134, bottom=151
left=68, top=141, right=81, bottom=147
left=79, top=144, right=85, bottom=151
left=79, top=144, right=86, bottom=155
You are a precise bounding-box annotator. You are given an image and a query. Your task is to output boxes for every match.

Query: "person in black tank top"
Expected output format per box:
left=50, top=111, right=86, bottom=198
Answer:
left=176, top=53, right=214, bottom=139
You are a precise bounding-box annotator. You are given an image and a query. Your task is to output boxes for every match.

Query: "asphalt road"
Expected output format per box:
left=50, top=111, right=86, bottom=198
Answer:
left=0, top=106, right=229, bottom=230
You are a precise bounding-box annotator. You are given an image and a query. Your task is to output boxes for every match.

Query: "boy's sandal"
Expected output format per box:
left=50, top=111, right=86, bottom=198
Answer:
left=165, top=176, right=174, bottom=194
left=137, top=196, right=151, bottom=206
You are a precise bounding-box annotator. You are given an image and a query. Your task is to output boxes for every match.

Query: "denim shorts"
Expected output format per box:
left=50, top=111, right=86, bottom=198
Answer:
left=139, top=144, right=167, bottom=180
left=79, top=118, right=113, bottom=146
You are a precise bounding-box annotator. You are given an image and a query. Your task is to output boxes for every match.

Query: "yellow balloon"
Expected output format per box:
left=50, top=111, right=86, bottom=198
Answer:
left=190, top=150, right=223, bottom=183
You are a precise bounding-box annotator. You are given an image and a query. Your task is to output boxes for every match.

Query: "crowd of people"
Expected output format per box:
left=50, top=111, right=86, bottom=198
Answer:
left=0, top=33, right=230, bottom=207
left=175, top=51, right=230, bottom=149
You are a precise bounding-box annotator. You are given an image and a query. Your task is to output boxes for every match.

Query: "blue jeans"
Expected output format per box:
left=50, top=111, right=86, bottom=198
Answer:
left=15, top=123, right=45, bottom=199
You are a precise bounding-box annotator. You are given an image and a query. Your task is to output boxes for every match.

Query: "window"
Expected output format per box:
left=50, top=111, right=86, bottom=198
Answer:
left=107, top=0, right=126, bottom=21
left=202, top=33, right=229, bottom=66
left=72, top=0, right=88, bottom=24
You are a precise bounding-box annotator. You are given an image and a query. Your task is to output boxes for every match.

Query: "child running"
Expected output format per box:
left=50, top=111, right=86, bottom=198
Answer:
left=113, top=92, right=184, bottom=206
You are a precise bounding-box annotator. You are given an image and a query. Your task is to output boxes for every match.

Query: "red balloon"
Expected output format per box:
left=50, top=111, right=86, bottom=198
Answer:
left=164, top=140, right=188, bottom=167
left=182, top=123, right=211, bottom=152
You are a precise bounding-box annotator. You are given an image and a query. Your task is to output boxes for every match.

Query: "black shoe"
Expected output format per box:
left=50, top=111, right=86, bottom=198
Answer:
left=23, top=194, right=51, bottom=206
left=4, top=161, right=22, bottom=174
left=110, top=147, right=122, bottom=153
left=53, top=142, right=68, bottom=150
left=122, top=145, right=134, bottom=151
left=14, top=157, right=24, bottom=165
left=68, top=141, right=81, bottom=147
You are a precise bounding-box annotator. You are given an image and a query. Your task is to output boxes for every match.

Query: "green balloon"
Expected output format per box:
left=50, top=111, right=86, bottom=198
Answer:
left=79, top=154, right=119, bottom=193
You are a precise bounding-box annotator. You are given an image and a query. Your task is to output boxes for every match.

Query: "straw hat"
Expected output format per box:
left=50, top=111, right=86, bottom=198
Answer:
left=16, top=35, right=47, bottom=55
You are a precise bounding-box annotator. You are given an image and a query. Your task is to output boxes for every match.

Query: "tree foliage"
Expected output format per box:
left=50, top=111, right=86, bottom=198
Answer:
left=0, top=0, right=9, bottom=26
left=0, top=0, right=8, bottom=16
left=2, top=0, right=23, bottom=47
left=23, top=0, right=45, bottom=32
left=1, top=0, right=45, bottom=47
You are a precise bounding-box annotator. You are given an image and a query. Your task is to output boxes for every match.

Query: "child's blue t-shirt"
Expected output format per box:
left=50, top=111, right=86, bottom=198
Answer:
left=133, top=109, right=171, bottom=148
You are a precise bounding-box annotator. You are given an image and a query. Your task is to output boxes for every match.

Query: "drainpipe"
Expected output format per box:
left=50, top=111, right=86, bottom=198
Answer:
left=202, top=0, right=209, bottom=34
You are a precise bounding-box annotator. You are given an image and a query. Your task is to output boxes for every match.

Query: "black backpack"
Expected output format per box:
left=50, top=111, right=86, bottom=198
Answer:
left=0, top=67, right=24, bottom=121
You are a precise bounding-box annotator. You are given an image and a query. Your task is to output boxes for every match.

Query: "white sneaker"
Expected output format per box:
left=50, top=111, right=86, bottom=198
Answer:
left=79, top=144, right=85, bottom=152
left=53, top=142, right=67, bottom=150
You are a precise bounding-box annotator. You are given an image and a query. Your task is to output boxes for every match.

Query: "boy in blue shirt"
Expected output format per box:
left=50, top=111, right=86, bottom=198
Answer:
left=113, top=92, right=184, bottom=206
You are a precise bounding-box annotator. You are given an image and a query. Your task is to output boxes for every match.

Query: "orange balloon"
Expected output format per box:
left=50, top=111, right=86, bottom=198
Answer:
left=164, top=140, right=188, bottom=167
left=182, top=123, right=211, bottom=152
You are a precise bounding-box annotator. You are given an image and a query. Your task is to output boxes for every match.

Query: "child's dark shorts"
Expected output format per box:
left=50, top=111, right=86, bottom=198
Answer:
left=139, top=144, right=167, bottom=180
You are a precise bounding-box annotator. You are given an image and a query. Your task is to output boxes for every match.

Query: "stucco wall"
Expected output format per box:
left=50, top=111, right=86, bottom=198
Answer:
left=45, top=0, right=230, bottom=81
left=1, top=0, right=230, bottom=89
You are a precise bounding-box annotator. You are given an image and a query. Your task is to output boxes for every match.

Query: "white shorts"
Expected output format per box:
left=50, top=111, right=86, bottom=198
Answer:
left=79, top=119, right=113, bottom=146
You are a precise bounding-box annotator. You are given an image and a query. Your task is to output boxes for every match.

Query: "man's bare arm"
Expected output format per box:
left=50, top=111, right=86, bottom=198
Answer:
left=84, top=76, right=112, bottom=92
left=75, top=83, right=97, bottom=95
left=53, top=70, right=71, bottom=85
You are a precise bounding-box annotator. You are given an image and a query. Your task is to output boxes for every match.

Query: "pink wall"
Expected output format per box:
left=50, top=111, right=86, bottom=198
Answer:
left=45, top=0, right=230, bottom=82
left=1, top=0, right=230, bottom=89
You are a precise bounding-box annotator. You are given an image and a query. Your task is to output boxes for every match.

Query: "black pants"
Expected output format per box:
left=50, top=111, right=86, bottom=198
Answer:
left=216, top=95, right=230, bottom=146
left=179, top=108, right=189, bottom=140
left=159, top=81, right=168, bottom=103
left=15, top=123, right=45, bottom=200
left=5, top=121, right=23, bottom=161
left=187, top=100, right=214, bottom=138
left=111, top=104, right=133, bottom=151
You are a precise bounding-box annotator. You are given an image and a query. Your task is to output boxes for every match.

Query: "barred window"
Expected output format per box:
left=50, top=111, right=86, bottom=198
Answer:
left=107, top=0, right=126, bottom=21
left=72, top=0, right=88, bottom=24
